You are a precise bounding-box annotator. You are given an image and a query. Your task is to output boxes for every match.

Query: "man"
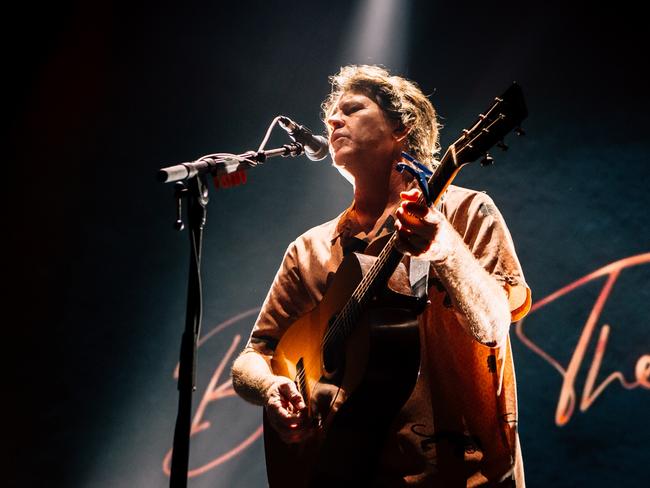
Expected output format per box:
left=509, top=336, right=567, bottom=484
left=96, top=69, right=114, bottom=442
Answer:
left=232, top=65, right=531, bottom=486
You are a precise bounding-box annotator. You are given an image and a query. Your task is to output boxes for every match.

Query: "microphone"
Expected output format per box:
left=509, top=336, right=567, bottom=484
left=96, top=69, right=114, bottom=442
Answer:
left=278, top=116, right=329, bottom=161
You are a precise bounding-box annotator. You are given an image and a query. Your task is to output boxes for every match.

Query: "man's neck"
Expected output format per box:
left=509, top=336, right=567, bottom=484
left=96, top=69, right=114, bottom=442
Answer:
left=352, top=169, right=408, bottom=230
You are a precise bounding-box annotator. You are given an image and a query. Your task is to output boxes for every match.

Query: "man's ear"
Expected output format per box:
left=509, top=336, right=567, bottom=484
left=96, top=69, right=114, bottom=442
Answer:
left=393, top=123, right=410, bottom=142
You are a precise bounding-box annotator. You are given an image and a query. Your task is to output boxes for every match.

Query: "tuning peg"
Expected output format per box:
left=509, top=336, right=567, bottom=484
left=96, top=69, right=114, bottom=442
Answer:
left=480, top=153, right=494, bottom=167
left=496, top=140, right=509, bottom=151
left=515, top=126, right=526, bottom=136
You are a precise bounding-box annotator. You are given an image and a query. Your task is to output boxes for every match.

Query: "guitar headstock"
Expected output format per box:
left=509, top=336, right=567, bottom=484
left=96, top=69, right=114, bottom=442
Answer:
left=444, top=82, right=528, bottom=167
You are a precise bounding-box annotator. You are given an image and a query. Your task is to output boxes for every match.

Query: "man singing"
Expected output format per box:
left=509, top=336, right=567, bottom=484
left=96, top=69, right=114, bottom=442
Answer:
left=232, top=65, right=531, bottom=487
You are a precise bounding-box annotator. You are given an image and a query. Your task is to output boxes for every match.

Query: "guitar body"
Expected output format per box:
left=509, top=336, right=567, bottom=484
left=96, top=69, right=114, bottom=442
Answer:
left=265, top=236, right=423, bottom=487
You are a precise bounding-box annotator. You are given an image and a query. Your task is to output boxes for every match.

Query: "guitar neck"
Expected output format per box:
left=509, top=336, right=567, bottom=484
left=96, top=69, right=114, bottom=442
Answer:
left=427, top=147, right=465, bottom=206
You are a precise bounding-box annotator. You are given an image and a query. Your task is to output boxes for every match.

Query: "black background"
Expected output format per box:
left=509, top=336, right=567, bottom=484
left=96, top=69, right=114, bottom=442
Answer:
left=7, top=1, right=649, bottom=486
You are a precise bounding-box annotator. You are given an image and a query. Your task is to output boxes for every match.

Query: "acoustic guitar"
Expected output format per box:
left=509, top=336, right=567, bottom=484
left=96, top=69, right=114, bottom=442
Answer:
left=264, top=83, right=528, bottom=487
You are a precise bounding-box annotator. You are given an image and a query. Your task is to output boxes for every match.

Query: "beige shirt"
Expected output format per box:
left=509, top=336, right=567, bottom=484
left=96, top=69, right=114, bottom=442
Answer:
left=245, top=185, right=531, bottom=487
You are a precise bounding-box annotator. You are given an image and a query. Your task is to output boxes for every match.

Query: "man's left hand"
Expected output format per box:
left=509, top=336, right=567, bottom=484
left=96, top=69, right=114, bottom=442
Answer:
left=395, top=188, right=458, bottom=262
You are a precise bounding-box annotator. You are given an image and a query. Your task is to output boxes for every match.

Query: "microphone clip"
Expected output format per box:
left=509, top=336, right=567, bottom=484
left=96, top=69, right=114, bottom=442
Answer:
left=277, top=115, right=329, bottom=161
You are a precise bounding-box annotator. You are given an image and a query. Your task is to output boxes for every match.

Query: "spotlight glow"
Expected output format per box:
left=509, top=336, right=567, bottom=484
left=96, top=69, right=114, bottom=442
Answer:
left=342, top=0, right=411, bottom=73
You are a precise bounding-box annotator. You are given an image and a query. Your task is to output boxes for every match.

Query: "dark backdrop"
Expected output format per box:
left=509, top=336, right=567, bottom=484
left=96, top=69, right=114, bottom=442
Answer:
left=7, top=1, right=649, bottom=486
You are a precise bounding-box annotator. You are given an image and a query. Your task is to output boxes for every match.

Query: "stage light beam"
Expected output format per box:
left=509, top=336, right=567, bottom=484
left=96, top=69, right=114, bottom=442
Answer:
left=341, top=0, right=412, bottom=74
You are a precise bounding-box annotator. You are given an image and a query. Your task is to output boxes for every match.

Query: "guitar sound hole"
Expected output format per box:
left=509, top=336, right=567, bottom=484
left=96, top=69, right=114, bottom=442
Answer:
left=322, top=319, right=345, bottom=378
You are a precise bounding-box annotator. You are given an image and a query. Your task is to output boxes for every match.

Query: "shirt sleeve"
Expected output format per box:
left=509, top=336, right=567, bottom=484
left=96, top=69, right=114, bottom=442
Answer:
left=243, top=240, right=317, bottom=357
left=444, top=189, right=531, bottom=322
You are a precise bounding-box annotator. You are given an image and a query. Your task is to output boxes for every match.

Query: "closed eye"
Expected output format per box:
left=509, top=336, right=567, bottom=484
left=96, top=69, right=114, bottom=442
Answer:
left=339, top=102, right=364, bottom=116
left=344, top=104, right=363, bottom=115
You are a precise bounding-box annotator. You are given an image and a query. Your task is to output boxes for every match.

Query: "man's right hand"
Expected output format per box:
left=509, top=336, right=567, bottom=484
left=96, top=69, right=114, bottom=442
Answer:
left=264, top=376, right=312, bottom=444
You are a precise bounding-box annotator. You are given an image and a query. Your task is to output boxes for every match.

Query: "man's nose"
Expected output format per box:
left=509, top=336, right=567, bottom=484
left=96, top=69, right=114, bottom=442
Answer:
left=327, top=113, right=344, bottom=130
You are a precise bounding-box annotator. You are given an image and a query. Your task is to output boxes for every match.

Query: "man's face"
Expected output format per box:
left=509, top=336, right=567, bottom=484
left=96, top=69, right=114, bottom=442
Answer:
left=326, top=91, right=402, bottom=177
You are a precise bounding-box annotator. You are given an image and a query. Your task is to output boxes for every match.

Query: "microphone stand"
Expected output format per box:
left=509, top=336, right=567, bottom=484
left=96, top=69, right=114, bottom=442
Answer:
left=169, top=172, right=207, bottom=488
left=160, top=141, right=305, bottom=488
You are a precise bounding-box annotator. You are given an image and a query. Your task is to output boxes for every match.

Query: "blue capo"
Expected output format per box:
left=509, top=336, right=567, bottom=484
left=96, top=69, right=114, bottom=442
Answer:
left=396, top=151, right=433, bottom=207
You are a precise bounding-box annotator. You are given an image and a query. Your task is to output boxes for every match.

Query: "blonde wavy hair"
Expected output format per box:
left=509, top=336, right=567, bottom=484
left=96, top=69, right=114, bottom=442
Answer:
left=321, top=65, right=441, bottom=169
